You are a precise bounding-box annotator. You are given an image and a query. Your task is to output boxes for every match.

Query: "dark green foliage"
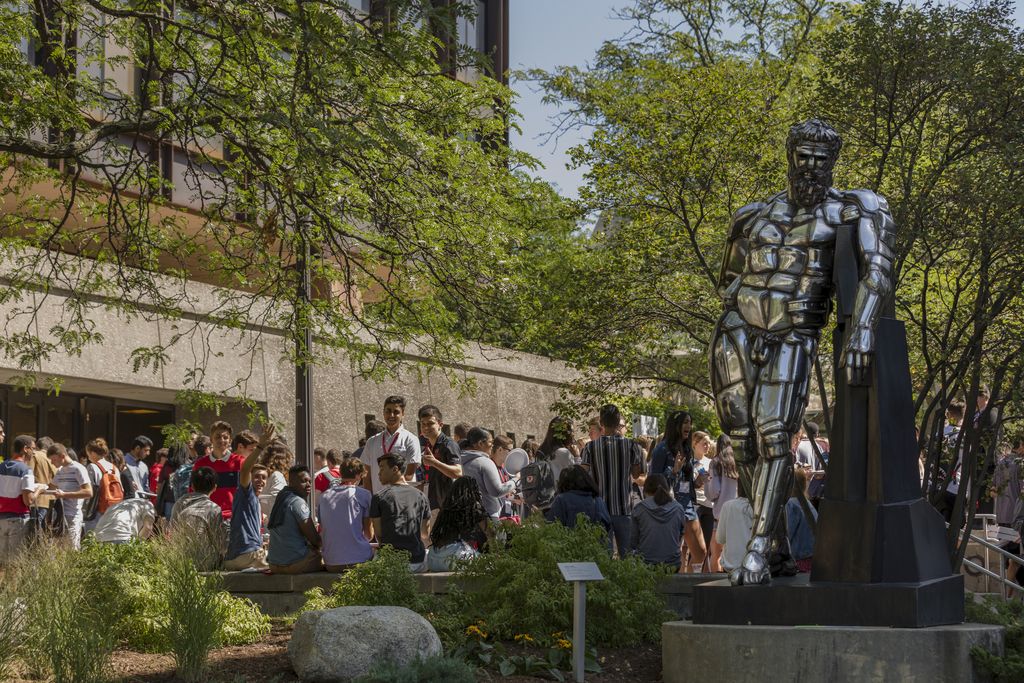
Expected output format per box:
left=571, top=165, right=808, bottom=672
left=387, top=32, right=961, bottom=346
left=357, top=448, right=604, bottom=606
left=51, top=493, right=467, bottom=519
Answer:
left=968, top=594, right=1024, bottom=682
left=452, top=516, right=672, bottom=646
left=300, top=545, right=424, bottom=613
left=353, top=655, right=477, bottom=683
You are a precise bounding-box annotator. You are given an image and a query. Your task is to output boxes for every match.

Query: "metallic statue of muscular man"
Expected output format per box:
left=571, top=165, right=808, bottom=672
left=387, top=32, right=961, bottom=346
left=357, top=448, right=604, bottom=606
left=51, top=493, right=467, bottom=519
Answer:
left=710, top=119, right=896, bottom=586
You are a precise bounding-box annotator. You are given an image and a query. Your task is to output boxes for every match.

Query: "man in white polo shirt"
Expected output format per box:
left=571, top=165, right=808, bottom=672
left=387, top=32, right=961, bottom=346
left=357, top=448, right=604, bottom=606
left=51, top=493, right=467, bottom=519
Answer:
left=360, top=395, right=421, bottom=494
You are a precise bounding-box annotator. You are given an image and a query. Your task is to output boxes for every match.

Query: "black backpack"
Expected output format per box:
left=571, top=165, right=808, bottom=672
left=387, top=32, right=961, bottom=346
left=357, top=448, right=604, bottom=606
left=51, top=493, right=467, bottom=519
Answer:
left=520, top=460, right=556, bottom=514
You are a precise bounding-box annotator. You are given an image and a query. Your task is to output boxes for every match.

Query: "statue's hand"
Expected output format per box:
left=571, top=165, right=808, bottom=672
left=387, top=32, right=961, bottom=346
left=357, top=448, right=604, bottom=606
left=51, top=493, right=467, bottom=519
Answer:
left=841, top=325, right=875, bottom=386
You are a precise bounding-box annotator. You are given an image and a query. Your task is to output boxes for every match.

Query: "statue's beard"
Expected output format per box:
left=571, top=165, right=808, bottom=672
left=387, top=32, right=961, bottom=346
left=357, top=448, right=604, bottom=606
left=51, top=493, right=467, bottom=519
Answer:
left=789, top=167, right=832, bottom=207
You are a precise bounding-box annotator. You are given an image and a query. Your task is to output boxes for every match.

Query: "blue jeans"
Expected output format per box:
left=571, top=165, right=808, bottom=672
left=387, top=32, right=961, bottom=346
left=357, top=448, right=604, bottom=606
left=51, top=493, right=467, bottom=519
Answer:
left=610, top=515, right=631, bottom=558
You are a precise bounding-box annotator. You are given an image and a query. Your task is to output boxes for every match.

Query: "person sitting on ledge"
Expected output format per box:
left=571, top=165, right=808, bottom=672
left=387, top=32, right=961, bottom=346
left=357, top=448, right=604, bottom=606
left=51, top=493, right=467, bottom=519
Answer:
left=370, top=452, right=431, bottom=573
left=716, top=494, right=753, bottom=575
left=629, top=474, right=688, bottom=572
left=171, top=466, right=228, bottom=570
left=267, top=464, right=322, bottom=574
left=427, top=476, right=489, bottom=572
left=224, top=426, right=275, bottom=571
left=319, top=457, right=373, bottom=573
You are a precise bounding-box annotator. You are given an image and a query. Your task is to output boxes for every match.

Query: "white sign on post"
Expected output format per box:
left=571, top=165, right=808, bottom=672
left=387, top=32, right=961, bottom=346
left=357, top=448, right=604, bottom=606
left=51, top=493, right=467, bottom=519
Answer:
left=558, top=562, right=604, bottom=582
left=557, top=562, right=605, bottom=683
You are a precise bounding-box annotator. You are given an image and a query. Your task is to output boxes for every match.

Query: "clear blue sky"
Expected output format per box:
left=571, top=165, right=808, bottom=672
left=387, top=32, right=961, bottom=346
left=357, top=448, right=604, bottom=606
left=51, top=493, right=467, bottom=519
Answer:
left=509, top=0, right=1024, bottom=200
left=509, top=0, right=625, bottom=199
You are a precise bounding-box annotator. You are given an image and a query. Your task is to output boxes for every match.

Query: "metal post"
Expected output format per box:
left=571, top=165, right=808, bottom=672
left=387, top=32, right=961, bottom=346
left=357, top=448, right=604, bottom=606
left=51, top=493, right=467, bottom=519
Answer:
left=294, top=233, right=313, bottom=473
left=572, top=581, right=586, bottom=683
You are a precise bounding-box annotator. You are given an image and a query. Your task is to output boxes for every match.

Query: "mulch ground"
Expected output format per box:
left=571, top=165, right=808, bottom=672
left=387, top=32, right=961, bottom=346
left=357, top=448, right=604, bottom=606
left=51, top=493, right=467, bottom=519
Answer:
left=104, top=621, right=662, bottom=683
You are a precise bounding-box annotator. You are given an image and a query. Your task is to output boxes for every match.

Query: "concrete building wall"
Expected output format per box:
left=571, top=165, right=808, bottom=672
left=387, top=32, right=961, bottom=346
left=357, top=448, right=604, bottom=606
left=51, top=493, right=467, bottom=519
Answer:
left=0, top=269, right=574, bottom=451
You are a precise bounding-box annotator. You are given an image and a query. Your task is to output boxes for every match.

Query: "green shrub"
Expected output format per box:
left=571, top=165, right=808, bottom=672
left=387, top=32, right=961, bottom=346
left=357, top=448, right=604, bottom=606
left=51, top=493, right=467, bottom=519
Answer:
left=217, top=592, right=273, bottom=645
left=0, top=585, right=23, bottom=681
left=353, top=655, right=476, bottom=683
left=452, top=516, right=672, bottom=646
left=300, top=545, right=424, bottom=615
left=73, top=536, right=268, bottom=652
left=76, top=538, right=165, bottom=651
left=968, top=594, right=1024, bottom=682
left=14, top=539, right=120, bottom=683
left=160, top=539, right=228, bottom=682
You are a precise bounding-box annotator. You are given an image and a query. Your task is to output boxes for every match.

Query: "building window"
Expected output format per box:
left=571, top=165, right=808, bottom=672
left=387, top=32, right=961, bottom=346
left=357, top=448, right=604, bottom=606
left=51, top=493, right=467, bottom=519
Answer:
left=171, top=147, right=226, bottom=211
left=456, top=0, right=486, bottom=82
left=77, top=9, right=105, bottom=86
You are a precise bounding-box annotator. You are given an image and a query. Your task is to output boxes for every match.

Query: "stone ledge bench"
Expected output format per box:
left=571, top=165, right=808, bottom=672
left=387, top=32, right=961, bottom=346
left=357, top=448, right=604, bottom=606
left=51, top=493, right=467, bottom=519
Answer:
left=216, top=570, right=723, bottom=617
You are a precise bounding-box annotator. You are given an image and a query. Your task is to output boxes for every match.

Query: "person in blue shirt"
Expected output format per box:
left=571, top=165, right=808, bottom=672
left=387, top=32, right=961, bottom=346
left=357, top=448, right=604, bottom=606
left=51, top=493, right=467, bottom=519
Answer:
left=224, top=426, right=275, bottom=571
left=267, top=461, right=322, bottom=574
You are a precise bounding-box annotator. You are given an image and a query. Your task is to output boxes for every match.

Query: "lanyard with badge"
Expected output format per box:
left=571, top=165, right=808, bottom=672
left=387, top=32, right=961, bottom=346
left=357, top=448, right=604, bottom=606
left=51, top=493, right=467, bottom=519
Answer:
left=382, top=430, right=400, bottom=456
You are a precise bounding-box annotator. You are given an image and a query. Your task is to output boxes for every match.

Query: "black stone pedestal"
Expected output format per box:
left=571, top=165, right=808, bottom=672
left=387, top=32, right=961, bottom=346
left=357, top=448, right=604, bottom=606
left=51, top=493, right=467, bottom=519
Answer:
left=691, top=573, right=964, bottom=627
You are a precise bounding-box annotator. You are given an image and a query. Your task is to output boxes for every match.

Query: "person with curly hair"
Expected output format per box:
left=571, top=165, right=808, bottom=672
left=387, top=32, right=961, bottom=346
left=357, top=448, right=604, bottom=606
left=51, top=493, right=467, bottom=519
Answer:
left=427, top=476, right=489, bottom=571
left=259, top=442, right=294, bottom=519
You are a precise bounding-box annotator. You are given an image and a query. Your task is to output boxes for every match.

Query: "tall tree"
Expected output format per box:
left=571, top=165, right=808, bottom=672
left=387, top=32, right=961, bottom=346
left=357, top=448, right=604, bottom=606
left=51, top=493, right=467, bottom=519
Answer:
left=525, top=0, right=831, bottom=415
left=0, top=0, right=558, bottom=410
left=811, top=0, right=1024, bottom=561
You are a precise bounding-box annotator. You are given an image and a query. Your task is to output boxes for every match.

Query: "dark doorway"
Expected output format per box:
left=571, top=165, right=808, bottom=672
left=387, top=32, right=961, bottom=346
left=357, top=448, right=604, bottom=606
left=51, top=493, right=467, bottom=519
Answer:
left=0, top=386, right=176, bottom=458
left=115, top=403, right=175, bottom=452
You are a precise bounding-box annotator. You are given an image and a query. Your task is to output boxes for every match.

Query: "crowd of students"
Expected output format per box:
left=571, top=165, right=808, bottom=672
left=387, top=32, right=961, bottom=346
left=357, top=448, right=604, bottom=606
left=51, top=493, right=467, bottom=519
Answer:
left=0, top=397, right=824, bottom=576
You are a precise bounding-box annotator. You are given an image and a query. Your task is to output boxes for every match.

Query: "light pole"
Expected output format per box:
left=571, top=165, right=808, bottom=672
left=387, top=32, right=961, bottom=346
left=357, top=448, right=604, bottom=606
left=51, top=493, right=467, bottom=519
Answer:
left=294, top=227, right=314, bottom=473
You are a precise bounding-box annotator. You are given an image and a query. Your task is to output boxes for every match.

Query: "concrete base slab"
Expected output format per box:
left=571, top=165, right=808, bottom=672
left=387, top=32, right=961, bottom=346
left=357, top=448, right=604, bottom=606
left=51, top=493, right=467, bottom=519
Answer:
left=693, top=573, right=965, bottom=627
left=662, top=621, right=1004, bottom=683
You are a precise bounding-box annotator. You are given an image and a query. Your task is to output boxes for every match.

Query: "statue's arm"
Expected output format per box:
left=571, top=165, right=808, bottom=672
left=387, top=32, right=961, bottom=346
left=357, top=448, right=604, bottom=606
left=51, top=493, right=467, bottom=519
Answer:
left=842, top=190, right=897, bottom=383
left=717, top=202, right=763, bottom=303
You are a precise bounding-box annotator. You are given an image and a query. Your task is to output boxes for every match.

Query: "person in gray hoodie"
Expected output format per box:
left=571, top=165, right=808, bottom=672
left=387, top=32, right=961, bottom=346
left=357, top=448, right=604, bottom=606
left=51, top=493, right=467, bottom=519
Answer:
left=630, top=474, right=688, bottom=572
left=460, top=428, right=517, bottom=520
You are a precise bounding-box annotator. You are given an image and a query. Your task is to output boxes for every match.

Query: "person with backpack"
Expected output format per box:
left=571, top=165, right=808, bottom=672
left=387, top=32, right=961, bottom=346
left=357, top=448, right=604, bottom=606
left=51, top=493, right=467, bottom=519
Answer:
left=84, top=438, right=125, bottom=532
left=46, top=443, right=93, bottom=549
left=548, top=466, right=611, bottom=532
left=460, top=428, right=517, bottom=521
left=538, top=416, right=577, bottom=483
left=155, top=442, right=192, bottom=521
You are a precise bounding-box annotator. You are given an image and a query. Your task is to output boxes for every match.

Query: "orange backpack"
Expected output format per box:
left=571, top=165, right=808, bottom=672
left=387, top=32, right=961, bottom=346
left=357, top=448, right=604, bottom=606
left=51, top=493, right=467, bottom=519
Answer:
left=96, top=461, right=125, bottom=513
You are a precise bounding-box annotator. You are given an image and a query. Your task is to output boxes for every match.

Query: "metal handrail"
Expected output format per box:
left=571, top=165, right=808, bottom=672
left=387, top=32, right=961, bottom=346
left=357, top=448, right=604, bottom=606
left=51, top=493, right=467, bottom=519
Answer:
left=952, top=517, right=1024, bottom=598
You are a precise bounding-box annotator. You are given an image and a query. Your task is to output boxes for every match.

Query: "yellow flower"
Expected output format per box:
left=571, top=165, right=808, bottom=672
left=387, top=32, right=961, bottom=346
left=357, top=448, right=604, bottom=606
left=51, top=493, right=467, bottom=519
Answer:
left=465, top=624, right=487, bottom=639
left=514, top=633, right=535, bottom=644
left=556, top=638, right=572, bottom=650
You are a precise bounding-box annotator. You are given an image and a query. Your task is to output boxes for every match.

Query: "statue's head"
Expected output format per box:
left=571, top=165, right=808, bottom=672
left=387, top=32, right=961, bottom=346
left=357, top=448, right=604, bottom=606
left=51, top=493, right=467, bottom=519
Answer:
left=786, top=119, right=842, bottom=207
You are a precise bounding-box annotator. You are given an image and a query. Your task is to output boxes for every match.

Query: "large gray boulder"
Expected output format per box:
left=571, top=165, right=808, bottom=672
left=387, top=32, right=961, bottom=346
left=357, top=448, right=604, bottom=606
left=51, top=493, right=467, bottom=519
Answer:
left=288, top=606, right=442, bottom=682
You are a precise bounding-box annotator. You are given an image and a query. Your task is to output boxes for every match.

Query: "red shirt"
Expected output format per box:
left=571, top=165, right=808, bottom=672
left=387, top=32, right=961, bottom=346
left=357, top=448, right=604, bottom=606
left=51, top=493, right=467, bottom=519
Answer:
left=314, top=468, right=341, bottom=493
left=149, top=463, right=163, bottom=493
left=192, top=452, right=245, bottom=519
